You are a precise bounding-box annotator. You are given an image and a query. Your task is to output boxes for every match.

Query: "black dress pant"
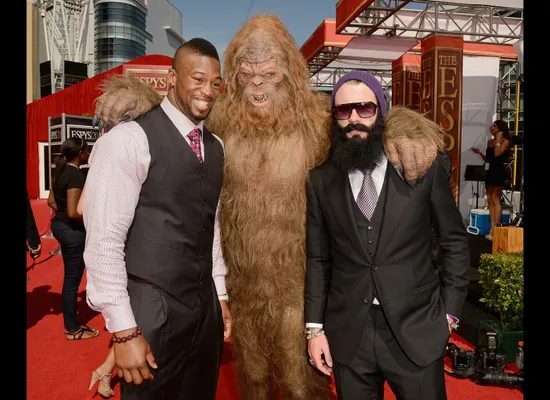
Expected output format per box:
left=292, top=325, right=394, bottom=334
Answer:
left=333, top=305, right=447, bottom=400
left=121, top=279, right=224, bottom=400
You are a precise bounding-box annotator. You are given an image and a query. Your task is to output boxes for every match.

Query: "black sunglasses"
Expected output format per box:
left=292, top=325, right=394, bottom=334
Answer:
left=333, top=101, right=378, bottom=120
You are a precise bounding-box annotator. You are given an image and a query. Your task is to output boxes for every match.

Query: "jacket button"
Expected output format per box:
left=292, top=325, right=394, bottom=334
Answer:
left=372, top=265, right=378, bottom=271
left=367, top=226, right=373, bottom=231
left=368, top=240, right=374, bottom=244
left=369, top=252, right=374, bottom=258
left=363, top=298, right=370, bottom=304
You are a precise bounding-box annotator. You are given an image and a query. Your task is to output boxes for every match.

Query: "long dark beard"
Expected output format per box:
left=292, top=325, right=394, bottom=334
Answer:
left=330, top=114, right=385, bottom=172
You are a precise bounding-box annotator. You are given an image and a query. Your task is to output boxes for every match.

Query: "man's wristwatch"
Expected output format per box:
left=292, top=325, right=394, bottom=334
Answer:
left=304, top=328, right=325, bottom=340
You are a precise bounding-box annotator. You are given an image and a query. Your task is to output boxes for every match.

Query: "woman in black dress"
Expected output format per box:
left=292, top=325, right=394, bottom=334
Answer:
left=48, top=137, right=100, bottom=340
left=471, top=120, right=511, bottom=240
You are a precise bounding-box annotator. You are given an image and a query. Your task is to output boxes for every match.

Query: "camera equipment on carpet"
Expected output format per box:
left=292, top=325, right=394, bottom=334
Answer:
left=444, top=331, right=524, bottom=391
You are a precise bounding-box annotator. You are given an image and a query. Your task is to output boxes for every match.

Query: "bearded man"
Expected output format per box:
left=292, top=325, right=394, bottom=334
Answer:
left=92, top=15, right=441, bottom=400
left=305, top=72, right=470, bottom=400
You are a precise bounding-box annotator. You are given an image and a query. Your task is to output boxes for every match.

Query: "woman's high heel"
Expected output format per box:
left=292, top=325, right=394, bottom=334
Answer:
left=89, top=365, right=114, bottom=398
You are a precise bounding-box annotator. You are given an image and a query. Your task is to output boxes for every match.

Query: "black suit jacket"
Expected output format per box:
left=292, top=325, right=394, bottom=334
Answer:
left=26, top=191, right=41, bottom=250
left=305, top=153, right=470, bottom=367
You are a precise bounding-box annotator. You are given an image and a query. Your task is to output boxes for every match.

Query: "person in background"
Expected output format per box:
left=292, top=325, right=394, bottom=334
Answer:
left=471, top=120, right=512, bottom=240
left=305, top=71, right=470, bottom=400
left=49, top=137, right=99, bottom=340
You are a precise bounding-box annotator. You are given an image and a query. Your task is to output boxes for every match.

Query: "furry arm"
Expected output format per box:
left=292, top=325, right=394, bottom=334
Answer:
left=92, top=78, right=442, bottom=186
left=93, top=75, right=163, bottom=131
left=383, top=106, right=443, bottom=183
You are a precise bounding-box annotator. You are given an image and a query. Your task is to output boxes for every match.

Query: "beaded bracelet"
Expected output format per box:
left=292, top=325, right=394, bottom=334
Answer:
left=112, top=327, right=143, bottom=343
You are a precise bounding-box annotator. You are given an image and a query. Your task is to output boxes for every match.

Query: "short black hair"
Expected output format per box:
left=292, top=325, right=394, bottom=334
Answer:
left=173, top=38, right=220, bottom=68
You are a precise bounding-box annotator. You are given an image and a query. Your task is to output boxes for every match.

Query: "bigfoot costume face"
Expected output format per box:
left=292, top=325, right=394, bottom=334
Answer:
left=207, top=15, right=329, bottom=148
left=229, top=31, right=290, bottom=131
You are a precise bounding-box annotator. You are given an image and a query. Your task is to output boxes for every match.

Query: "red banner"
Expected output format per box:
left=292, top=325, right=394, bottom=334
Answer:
left=421, top=35, right=464, bottom=204
left=392, top=54, right=421, bottom=110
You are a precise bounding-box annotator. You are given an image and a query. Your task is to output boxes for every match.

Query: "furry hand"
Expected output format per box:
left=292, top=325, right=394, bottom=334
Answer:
left=93, top=75, right=163, bottom=131
left=383, top=106, right=444, bottom=183
left=386, top=137, right=438, bottom=182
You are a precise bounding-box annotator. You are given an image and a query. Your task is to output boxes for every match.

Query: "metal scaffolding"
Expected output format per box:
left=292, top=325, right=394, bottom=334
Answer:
left=340, top=0, right=523, bottom=44
left=35, top=0, right=92, bottom=93
left=308, top=0, right=524, bottom=87
left=310, top=66, right=393, bottom=90
left=497, top=60, right=523, bottom=197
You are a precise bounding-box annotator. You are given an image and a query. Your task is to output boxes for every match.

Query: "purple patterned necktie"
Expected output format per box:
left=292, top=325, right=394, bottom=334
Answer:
left=356, top=170, right=378, bottom=220
left=188, top=128, right=204, bottom=164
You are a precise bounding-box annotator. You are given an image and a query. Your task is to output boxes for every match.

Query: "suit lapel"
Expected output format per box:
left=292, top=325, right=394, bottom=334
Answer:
left=377, top=166, right=413, bottom=260
left=322, top=164, right=371, bottom=263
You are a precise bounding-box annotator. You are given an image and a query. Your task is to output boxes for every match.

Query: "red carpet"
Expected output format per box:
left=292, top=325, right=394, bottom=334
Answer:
left=27, top=199, right=522, bottom=400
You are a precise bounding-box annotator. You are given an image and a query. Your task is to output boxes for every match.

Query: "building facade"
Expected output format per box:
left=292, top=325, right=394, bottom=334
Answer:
left=94, top=0, right=184, bottom=74
left=26, top=0, right=184, bottom=100
left=27, top=2, right=39, bottom=104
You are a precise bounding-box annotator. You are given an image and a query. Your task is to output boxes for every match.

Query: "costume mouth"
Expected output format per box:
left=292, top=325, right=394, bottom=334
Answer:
left=252, top=94, right=267, bottom=103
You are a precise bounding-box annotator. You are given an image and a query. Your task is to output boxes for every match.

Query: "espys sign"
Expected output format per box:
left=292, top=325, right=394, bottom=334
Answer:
left=67, top=125, right=101, bottom=142
left=49, top=125, right=62, bottom=142
left=123, top=64, right=171, bottom=96
left=48, top=114, right=102, bottom=145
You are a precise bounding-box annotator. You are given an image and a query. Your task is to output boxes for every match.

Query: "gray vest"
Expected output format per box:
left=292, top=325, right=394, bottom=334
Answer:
left=124, top=106, right=224, bottom=307
left=350, top=169, right=389, bottom=302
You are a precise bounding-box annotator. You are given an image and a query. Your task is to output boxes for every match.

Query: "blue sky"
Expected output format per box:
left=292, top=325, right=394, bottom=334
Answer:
left=171, top=0, right=338, bottom=58
left=170, top=0, right=426, bottom=60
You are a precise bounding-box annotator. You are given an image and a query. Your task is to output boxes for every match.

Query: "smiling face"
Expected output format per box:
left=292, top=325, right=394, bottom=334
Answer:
left=168, top=52, right=222, bottom=124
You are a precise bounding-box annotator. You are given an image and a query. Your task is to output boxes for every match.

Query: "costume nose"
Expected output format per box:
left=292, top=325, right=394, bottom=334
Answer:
left=251, top=76, right=263, bottom=86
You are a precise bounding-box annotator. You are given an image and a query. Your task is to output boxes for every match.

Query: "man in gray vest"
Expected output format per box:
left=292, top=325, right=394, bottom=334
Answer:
left=83, top=38, right=228, bottom=400
left=304, top=71, right=470, bottom=399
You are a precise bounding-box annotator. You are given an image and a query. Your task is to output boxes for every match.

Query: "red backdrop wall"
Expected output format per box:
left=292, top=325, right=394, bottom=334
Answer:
left=26, top=54, right=173, bottom=198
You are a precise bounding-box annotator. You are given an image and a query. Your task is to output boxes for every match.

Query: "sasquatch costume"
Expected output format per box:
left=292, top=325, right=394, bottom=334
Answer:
left=93, top=15, right=439, bottom=400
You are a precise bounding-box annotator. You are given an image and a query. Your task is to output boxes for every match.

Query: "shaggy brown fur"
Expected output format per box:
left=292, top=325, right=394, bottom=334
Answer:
left=384, top=106, right=445, bottom=152
left=206, top=15, right=331, bottom=400
left=95, top=74, right=163, bottom=126
left=384, top=106, right=442, bottom=181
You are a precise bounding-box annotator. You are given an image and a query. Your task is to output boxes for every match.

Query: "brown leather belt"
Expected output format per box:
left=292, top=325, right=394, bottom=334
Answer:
left=127, top=273, right=154, bottom=285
